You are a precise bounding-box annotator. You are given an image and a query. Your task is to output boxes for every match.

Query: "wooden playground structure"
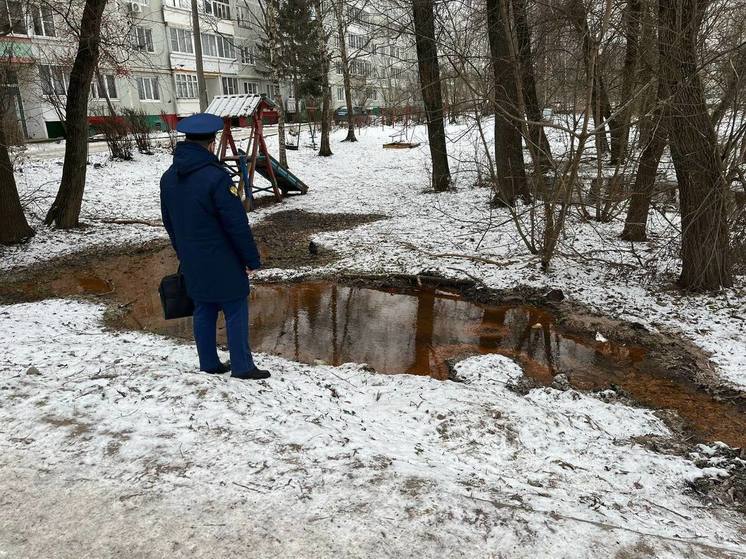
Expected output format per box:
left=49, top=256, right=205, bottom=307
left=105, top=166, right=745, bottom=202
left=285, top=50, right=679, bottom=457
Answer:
left=205, top=94, right=309, bottom=210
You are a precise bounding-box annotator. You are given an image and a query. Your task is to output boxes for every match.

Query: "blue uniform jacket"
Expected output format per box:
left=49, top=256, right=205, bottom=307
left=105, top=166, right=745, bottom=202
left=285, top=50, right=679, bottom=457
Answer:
left=160, top=141, right=261, bottom=302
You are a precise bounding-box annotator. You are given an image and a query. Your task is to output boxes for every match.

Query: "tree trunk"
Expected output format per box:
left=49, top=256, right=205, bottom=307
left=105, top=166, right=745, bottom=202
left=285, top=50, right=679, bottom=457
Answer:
left=0, top=122, right=34, bottom=245
left=412, top=0, right=451, bottom=192
left=658, top=0, right=732, bottom=290
left=319, top=88, right=333, bottom=156
left=276, top=88, right=288, bottom=168
left=334, top=1, right=357, bottom=142
left=486, top=0, right=527, bottom=203
left=312, top=0, right=333, bottom=157
left=610, top=0, right=642, bottom=165
left=511, top=0, right=552, bottom=171
left=191, top=0, right=208, bottom=111
left=710, top=46, right=746, bottom=127
left=620, top=88, right=667, bottom=241
left=44, top=0, right=107, bottom=228
left=569, top=0, right=612, bottom=155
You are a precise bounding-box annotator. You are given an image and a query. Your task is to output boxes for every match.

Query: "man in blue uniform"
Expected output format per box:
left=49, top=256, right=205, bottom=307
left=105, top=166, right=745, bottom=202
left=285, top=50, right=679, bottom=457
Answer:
left=160, top=113, right=270, bottom=381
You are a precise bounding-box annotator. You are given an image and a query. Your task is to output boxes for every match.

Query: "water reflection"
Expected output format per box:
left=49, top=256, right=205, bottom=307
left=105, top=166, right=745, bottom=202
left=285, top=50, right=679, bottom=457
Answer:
left=5, top=246, right=744, bottom=447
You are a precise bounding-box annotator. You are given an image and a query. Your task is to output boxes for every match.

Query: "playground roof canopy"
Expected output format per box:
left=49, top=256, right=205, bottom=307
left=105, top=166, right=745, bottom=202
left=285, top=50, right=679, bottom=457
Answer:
left=205, top=94, right=276, bottom=119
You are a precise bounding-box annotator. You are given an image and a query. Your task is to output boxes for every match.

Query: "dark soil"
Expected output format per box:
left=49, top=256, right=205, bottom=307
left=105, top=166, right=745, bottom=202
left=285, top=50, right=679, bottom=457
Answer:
left=252, top=209, right=384, bottom=269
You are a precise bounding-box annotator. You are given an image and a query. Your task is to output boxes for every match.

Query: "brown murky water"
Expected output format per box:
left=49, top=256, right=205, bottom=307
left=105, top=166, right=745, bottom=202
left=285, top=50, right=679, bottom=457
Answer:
left=3, top=247, right=745, bottom=447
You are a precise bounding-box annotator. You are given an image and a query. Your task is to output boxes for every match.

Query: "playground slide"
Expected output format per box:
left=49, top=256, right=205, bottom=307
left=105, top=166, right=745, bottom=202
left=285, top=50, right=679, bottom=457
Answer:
left=256, top=154, right=309, bottom=195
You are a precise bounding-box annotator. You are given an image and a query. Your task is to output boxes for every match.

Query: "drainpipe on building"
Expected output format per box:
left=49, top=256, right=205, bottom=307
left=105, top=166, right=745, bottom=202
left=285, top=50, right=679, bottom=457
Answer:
left=191, top=0, right=209, bottom=111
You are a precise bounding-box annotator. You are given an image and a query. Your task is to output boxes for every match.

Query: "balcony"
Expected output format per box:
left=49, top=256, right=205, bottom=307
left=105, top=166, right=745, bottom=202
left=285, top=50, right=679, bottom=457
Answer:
left=0, top=36, right=34, bottom=63
left=204, top=0, right=231, bottom=20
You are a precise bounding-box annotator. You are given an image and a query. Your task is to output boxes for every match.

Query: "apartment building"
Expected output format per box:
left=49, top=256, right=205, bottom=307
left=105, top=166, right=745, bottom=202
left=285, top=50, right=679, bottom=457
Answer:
left=0, top=0, right=416, bottom=141
left=2, top=0, right=278, bottom=140
left=328, top=2, right=418, bottom=113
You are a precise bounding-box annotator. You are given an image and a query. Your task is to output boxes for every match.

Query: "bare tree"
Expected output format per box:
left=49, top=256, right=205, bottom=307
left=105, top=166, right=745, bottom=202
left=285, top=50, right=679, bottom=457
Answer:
left=486, top=0, right=528, bottom=203
left=44, top=0, right=108, bottom=228
left=313, top=0, right=334, bottom=156
left=412, top=0, right=451, bottom=191
left=658, top=0, right=732, bottom=289
left=0, top=61, right=33, bottom=245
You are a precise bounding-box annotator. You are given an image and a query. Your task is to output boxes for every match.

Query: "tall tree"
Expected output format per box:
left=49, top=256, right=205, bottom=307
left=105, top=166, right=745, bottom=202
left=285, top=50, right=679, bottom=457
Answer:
left=44, top=0, right=108, bottom=228
left=332, top=0, right=359, bottom=142
left=568, top=0, right=614, bottom=156
left=0, top=73, right=33, bottom=245
left=312, top=0, right=333, bottom=156
left=486, top=0, right=528, bottom=203
left=412, top=0, right=451, bottom=192
left=610, top=0, right=642, bottom=165
left=658, top=0, right=732, bottom=289
left=620, top=82, right=668, bottom=241
left=511, top=0, right=552, bottom=170
left=191, top=0, right=208, bottom=111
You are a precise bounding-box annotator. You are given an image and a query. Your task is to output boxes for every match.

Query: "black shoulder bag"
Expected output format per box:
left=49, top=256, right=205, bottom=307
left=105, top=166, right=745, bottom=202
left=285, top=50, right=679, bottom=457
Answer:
left=158, top=268, right=194, bottom=319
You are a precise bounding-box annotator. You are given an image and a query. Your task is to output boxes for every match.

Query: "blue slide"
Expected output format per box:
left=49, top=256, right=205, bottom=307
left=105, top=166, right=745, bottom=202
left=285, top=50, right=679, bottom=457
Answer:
left=256, top=154, right=309, bottom=195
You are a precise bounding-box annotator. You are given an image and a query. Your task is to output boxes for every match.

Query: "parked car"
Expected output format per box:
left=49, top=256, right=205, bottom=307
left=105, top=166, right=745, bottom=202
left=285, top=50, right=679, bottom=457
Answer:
left=333, top=106, right=367, bottom=124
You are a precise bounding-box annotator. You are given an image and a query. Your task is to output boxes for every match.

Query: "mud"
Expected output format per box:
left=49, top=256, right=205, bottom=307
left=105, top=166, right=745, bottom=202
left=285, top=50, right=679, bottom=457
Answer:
left=2, top=242, right=745, bottom=450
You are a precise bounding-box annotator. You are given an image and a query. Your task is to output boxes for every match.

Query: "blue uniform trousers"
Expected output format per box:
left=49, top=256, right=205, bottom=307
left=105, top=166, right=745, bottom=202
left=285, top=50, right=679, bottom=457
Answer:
left=193, top=297, right=256, bottom=374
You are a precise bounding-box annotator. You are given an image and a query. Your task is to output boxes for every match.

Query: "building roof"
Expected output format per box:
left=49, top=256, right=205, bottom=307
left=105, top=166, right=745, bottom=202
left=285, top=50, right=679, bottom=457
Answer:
left=205, top=94, right=276, bottom=118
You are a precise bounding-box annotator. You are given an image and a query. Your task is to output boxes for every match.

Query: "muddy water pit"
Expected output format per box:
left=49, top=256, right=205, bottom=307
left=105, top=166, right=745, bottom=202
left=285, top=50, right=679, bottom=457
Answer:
left=3, top=246, right=745, bottom=448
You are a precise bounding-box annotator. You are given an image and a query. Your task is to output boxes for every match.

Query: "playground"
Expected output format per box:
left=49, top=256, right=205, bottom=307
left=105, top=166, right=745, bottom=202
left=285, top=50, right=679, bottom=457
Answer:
left=2, top=120, right=746, bottom=558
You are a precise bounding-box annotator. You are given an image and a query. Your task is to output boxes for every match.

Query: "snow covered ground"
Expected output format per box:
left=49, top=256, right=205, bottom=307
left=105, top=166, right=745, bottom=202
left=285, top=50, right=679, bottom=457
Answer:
left=4, top=122, right=744, bottom=389
left=1, top=300, right=744, bottom=557
left=1, top=123, right=745, bottom=557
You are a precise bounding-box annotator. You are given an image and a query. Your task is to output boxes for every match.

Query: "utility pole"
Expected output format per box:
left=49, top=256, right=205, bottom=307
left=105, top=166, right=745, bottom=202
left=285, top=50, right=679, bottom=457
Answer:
left=191, top=0, right=208, bottom=111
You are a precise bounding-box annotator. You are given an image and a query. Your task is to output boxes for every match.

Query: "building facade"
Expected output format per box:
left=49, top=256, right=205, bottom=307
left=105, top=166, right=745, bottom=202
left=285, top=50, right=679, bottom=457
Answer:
left=1, top=0, right=416, bottom=141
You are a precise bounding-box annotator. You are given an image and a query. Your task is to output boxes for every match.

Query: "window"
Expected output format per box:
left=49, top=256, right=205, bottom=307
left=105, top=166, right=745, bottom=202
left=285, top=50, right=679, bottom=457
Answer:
left=242, top=81, right=257, bottom=94
left=236, top=5, right=253, bottom=27
left=336, top=87, right=344, bottom=101
left=201, top=33, right=234, bottom=59
left=221, top=76, right=238, bottom=95
left=389, top=45, right=399, bottom=59
left=137, top=76, right=160, bottom=101
left=348, top=34, right=367, bottom=50
left=91, top=74, right=118, bottom=99
left=165, top=0, right=190, bottom=7
left=1, top=0, right=27, bottom=35
left=131, top=26, right=154, bottom=52
left=335, top=61, right=342, bottom=75
left=264, top=83, right=278, bottom=98
left=170, top=27, right=193, bottom=54
left=350, top=60, right=371, bottom=77
left=390, top=66, right=403, bottom=79
left=30, top=4, right=55, bottom=37
left=366, top=87, right=377, bottom=101
left=175, top=73, right=198, bottom=98
left=39, top=65, right=68, bottom=96
left=204, top=0, right=230, bottom=19
left=240, top=44, right=255, bottom=65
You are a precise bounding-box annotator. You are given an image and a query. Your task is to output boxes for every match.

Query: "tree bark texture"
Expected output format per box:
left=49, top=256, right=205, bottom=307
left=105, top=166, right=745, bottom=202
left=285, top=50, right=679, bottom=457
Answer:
left=44, top=0, right=107, bottom=228
left=658, top=0, right=732, bottom=289
left=412, top=0, right=451, bottom=192
left=569, top=0, right=614, bottom=155
left=486, top=0, right=528, bottom=203
left=610, top=0, right=642, bottom=165
left=312, top=0, right=333, bottom=156
left=334, top=1, right=357, bottom=142
left=621, top=84, right=667, bottom=241
left=511, top=0, right=552, bottom=170
left=0, top=120, right=34, bottom=245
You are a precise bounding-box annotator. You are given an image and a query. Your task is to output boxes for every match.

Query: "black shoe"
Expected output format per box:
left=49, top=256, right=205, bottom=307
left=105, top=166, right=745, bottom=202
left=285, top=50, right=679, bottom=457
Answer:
left=231, top=367, right=271, bottom=380
left=203, top=361, right=231, bottom=375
